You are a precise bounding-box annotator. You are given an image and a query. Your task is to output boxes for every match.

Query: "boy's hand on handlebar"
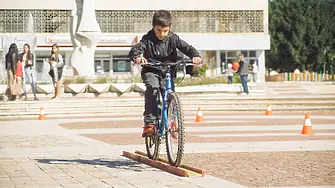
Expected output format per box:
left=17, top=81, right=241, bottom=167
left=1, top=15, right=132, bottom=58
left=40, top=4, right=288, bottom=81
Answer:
left=192, top=57, right=202, bottom=65
left=135, top=57, right=147, bottom=64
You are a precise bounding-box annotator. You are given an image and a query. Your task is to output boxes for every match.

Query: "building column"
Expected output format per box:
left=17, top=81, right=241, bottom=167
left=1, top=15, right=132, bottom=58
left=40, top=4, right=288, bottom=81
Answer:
left=216, top=50, right=221, bottom=76
left=256, top=50, right=265, bottom=83
left=64, top=51, right=74, bottom=76
left=110, top=52, right=113, bottom=75
left=65, top=52, right=71, bottom=66
left=264, top=9, right=269, bottom=35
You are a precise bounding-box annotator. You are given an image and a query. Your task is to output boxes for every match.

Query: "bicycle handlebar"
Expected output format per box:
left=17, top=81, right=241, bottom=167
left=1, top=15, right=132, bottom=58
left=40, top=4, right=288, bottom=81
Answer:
left=141, top=59, right=197, bottom=67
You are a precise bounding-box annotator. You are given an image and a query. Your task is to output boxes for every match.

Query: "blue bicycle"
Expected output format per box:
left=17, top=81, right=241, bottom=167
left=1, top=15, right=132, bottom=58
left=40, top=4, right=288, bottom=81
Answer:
left=142, top=59, right=193, bottom=167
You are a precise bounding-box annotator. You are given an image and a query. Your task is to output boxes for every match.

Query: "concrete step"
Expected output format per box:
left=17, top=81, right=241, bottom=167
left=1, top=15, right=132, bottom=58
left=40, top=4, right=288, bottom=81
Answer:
left=1, top=100, right=334, bottom=109
left=1, top=100, right=335, bottom=113
left=1, top=95, right=335, bottom=105
left=0, top=106, right=334, bottom=119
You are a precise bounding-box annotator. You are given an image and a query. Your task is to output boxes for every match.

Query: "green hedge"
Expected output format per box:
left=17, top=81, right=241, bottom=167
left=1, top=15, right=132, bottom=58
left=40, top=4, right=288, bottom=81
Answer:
left=60, top=75, right=241, bottom=86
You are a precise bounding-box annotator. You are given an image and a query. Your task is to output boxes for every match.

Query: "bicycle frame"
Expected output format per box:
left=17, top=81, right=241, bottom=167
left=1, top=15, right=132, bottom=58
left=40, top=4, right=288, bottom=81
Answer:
left=158, top=65, right=174, bottom=137
left=141, top=59, right=193, bottom=137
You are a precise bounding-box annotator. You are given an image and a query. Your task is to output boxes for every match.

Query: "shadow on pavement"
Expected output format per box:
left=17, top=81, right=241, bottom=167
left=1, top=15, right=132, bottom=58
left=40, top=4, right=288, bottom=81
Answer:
left=35, top=158, right=148, bottom=172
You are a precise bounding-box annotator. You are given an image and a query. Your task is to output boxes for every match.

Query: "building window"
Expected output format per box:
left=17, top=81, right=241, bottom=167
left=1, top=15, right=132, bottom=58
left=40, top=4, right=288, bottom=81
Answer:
left=113, top=56, right=131, bottom=73
left=94, top=59, right=111, bottom=75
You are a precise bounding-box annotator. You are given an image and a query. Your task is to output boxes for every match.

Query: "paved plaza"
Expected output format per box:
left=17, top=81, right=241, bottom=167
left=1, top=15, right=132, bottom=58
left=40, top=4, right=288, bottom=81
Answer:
left=0, top=82, right=335, bottom=188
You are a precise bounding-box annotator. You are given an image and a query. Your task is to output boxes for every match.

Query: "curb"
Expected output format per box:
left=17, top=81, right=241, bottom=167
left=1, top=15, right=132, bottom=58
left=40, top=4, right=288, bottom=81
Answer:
left=122, top=151, right=204, bottom=177
left=135, top=150, right=205, bottom=177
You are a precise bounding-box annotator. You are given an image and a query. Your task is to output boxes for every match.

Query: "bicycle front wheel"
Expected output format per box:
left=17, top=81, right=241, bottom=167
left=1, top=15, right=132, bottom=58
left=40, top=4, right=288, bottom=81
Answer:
left=165, top=92, right=185, bottom=167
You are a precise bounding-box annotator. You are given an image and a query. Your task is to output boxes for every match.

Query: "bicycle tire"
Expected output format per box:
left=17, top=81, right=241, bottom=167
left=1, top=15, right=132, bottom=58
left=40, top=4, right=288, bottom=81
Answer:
left=165, top=92, right=185, bottom=167
left=144, top=89, right=162, bottom=160
left=145, top=133, right=160, bottom=160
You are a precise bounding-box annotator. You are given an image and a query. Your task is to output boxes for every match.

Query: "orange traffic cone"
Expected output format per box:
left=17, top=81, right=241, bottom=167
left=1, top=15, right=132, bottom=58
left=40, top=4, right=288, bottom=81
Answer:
left=195, top=107, right=204, bottom=122
left=265, top=104, right=272, bottom=116
left=301, top=113, right=313, bottom=134
left=38, top=107, right=46, bottom=120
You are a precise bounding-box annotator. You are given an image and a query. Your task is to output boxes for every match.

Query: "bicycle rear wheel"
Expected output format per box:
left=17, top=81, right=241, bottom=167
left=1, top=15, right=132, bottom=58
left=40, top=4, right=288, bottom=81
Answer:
left=145, top=89, right=162, bottom=160
left=165, top=92, right=185, bottom=167
left=145, top=130, right=160, bottom=160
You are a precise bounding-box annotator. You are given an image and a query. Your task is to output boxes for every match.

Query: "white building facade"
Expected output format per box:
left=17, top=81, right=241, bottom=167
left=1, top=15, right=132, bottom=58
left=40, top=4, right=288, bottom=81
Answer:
left=0, top=0, right=270, bottom=82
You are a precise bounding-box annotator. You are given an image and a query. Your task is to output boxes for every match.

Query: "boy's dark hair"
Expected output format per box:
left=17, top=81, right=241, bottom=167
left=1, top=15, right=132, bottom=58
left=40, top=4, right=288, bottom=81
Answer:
left=152, top=10, right=172, bottom=27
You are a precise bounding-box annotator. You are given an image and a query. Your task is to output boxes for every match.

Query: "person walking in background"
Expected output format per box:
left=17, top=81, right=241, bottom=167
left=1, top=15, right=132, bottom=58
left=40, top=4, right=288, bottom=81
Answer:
left=19, top=43, right=38, bottom=101
left=227, top=63, right=236, bottom=86
left=4, top=43, right=19, bottom=101
left=48, top=44, right=64, bottom=100
left=255, top=59, right=260, bottom=83
left=236, top=53, right=249, bottom=95
left=252, top=62, right=258, bottom=83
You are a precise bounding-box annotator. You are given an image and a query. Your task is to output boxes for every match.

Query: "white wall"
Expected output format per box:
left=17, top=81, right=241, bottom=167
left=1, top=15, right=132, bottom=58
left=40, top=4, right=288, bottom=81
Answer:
left=1, top=33, right=270, bottom=52
left=177, top=34, right=270, bottom=51
left=256, top=50, right=266, bottom=82
left=2, top=0, right=268, bottom=10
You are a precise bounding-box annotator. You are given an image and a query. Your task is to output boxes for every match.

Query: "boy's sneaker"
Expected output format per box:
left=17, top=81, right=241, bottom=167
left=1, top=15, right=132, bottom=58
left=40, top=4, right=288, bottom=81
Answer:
left=142, top=124, right=155, bottom=137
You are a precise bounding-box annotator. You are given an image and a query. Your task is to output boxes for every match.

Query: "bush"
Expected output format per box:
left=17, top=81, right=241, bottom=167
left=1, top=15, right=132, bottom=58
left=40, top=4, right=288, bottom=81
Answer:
left=62, top=77, right=73, bottom=85
left=192, top=64, right=208, bottom=77
left=175, top=76, right=227, bottom=87
left=93, top=75, right=113, bottom=84
left=75, top=76, right=87, bottom=84
left=62, top=76, right=87, bottom=85
left=124, top=76, right=142, bottom=83
left=60, top=75, right=238, bottom=86
left=232, top=75, right=241, bottom=83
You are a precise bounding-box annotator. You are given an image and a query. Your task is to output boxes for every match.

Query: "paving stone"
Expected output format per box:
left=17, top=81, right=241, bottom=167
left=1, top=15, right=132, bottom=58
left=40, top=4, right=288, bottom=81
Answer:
left=56, top=177, right=81, bottom=185
left=31, top=177, right=61, bottom=186
left=11, top=177, right=36, bottom=187
left=60, top=184, right=88, bottom=188
left=0, top=177, right=15, bottom=187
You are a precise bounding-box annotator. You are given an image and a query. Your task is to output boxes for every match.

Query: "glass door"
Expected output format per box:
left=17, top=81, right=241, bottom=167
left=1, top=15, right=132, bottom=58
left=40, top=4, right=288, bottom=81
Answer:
left=94, top=59, right=111, bottom=75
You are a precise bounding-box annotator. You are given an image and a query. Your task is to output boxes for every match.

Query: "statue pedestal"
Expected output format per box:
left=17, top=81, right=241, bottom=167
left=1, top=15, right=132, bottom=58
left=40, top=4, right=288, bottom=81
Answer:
left=70, top=46, right=96, bottom=76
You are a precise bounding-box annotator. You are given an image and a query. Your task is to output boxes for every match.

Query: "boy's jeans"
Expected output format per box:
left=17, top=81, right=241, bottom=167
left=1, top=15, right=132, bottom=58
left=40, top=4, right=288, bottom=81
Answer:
left=141, top=71, right=161, bottom=125
left=240, top=75, right=249, bottom=94
left=23, top=67, right=37, bottom=96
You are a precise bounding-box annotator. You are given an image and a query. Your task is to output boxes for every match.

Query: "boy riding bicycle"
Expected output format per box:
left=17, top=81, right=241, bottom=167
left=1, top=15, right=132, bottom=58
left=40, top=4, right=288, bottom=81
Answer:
left=128, top=9, right=202, bottom=137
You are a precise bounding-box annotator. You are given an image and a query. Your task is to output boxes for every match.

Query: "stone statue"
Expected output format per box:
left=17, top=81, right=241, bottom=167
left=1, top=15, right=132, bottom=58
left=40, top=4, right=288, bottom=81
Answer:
left=70, top=0, right=101, bottom=76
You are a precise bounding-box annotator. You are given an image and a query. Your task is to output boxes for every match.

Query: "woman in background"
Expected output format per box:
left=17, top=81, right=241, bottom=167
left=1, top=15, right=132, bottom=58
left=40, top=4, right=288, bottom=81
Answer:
left=49, top=43, right=64, bottom=100
left=20, top=43, right=38, bottom=101
left=4, top=43, right=19, bottom=101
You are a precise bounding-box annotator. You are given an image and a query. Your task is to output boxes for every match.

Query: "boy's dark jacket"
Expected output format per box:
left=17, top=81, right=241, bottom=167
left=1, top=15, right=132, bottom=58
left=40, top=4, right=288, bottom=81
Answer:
left=129, top=29, right=200, bottom=66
